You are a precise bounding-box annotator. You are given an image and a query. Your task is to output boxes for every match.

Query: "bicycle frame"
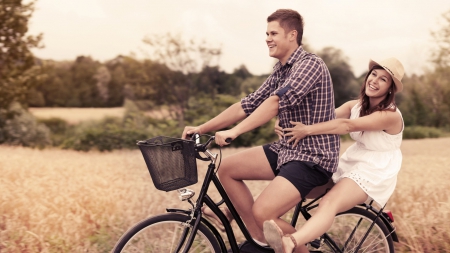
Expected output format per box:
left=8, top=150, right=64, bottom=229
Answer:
left=164, top=136, right=398, bottom=253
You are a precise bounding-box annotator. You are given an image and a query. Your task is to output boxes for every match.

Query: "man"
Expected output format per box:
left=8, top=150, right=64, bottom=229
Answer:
left=183, top=9, right=339, bottom=252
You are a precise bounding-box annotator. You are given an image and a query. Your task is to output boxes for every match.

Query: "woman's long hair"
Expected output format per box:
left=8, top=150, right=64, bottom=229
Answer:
left=358, top=65, right=397, bottom=118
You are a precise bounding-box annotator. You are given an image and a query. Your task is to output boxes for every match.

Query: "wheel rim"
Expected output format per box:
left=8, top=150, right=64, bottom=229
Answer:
left=314, top=213, right=390, bottom=253
left=119, top=220, right=216, bottom=252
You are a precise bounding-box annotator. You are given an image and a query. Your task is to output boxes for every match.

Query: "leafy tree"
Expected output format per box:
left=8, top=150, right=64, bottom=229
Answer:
left=317, top=47, right=358, bottom=107
left=69, top=56, right=102, bottom=107
left=142, top=33, right=221, bottom=126
left=0, top=0, right=42, bottom=108
left=431, top=9, right=450, bottom=69
left=32, top=60, right=73, bottom=107
left=398, top=10, right=450, bottom=129
left=430, top=9, right=450, bottom=128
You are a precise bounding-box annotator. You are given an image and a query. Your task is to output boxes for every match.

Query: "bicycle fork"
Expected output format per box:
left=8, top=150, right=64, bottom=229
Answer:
left=174, top=152, right=219, bottom=253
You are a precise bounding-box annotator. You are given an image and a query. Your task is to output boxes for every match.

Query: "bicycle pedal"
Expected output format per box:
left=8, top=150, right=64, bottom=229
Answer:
left=309, top=239, right=321, bottom=249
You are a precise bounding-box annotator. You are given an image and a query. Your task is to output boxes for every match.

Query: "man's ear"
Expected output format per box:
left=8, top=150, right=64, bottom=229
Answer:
left=289, top=30, right=297, bottom=42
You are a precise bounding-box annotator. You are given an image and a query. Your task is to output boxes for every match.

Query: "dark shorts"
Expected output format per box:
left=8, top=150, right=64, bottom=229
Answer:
left=263, top=144, right=332, bottom=198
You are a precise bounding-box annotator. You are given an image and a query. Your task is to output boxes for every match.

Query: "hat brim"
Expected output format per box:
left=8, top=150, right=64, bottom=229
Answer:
left=369, top=59, right=403, bottom=93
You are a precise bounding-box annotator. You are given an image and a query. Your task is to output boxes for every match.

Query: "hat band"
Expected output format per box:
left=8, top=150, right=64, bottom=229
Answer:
left=383, top=66, right=394, bottom=77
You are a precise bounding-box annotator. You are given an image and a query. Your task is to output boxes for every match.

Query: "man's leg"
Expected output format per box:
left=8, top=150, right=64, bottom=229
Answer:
left=253, top=176, right=301, bottom=234
left=253, top=161, right=332, bottom=253
left=217, top=146, right=275, bottom=242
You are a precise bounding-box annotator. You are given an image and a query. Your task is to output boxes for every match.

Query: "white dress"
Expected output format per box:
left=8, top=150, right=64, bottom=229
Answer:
left=332, top=103, right=403, bottom=207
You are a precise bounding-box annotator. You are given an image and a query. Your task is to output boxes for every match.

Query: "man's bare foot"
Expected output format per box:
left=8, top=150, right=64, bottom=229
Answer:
left=263, top=220, right=297, bottom=253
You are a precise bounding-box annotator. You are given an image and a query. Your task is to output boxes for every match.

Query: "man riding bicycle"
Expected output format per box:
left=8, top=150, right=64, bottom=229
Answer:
left=182, top=9, right=339, bottom=253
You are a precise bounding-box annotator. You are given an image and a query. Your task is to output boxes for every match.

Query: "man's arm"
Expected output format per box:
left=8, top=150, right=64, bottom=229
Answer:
left=215, top=95, right=279, bottom=145
left=182, top=102, right=247, bottom=138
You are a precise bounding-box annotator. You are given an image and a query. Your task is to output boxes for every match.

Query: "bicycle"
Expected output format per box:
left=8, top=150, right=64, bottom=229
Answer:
left=111, top=134, right=399, bottom=253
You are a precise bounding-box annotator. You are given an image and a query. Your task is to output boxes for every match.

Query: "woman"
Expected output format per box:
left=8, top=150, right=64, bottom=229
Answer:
left=264, top=57, right=405, bottom=253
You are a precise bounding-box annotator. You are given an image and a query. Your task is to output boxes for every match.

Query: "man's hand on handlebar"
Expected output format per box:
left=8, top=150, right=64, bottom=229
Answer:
left=215, top=130, right=236, bottom=146
left=182, top=126, right=202, bottom=139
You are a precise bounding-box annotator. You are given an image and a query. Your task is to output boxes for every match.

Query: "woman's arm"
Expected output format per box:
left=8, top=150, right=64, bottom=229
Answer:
left=335, top=100, right=358, bottom=119
left=284, top=108, right=402, bottom=147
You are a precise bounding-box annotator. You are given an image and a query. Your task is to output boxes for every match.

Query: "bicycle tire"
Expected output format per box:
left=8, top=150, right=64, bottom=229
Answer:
left=310, top=206, right=395, bottom=253
left=112, top=213, right=221, bottom=253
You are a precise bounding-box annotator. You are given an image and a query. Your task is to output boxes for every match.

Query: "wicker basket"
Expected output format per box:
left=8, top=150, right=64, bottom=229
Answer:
left=137, top=136, right=197, bottom=191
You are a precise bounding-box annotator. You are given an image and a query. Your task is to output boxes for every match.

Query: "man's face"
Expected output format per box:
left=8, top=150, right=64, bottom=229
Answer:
left=266, top=21, right=290, bottom=62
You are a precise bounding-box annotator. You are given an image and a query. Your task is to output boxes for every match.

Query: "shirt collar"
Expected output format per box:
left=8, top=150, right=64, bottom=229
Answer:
left=273, top=46, right=306, bottom=71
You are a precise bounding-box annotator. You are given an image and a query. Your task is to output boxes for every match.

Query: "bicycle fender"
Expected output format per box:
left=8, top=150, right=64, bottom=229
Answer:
left=166, top=208, right=228, bottom=252
left=379, top=214, right=399, bottom=242
left=166, top=208, right=191, bottom=215
left=358, top=204, right=399, bottom=243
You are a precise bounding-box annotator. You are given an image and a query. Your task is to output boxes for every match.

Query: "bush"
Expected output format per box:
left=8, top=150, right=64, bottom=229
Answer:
left=38, top=117, right=72, bottom=147
left=59, top=100, right=183, bottom=151
left=0, top=102, right=51, bottom=148
left=61, top=118, right=147, bottom=151
left=38, top=117, right=69, bottom=135
left=403, top=126, right=443, bottom=139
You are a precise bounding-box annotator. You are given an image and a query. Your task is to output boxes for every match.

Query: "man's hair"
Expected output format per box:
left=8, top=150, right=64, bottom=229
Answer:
left=267, top=9, right=304, bottom=46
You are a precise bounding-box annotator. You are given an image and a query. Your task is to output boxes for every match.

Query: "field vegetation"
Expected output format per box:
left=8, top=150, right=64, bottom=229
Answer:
left=1, top=138, right=449, bottom=252
left=1, top=3, right=450, bottom=252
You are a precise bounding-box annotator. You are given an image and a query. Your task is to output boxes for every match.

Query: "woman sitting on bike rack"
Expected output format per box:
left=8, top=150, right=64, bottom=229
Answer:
left=263, top=57, right=406, bottom=253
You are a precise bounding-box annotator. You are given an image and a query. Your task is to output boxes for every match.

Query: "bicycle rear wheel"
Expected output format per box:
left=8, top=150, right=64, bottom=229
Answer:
left=112, top=213, right=221, bottom=253
left=312, top=207, right=394, bottom=253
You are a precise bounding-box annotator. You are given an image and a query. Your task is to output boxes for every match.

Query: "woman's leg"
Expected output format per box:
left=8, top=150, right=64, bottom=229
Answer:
left=269, top=178, right=369, bottom=253
left=217, top=146, right=275, bottom=242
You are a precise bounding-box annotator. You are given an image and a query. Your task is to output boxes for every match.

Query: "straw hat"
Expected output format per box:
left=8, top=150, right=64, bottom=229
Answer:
left=369, top=57, right=405, bottom=93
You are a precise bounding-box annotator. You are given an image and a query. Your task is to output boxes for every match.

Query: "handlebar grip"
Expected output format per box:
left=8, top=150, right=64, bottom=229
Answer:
left=225, top=138, right=232, bottom=143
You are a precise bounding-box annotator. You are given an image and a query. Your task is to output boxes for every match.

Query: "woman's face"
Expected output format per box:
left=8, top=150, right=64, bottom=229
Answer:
left=365, top=68, right=393, bottom=98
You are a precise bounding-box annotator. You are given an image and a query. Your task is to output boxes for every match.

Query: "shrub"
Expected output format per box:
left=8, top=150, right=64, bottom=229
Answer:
left=0, top=102, right=51, bottom=148
left=403, top=126, right=443, bottom=139
left=38, top=117, right=69, bottom=135
left=61, top=118, right=149, bottom=151
left=38, top=117, right=72, bottom=147
left=59, top=100, right=183, bottom=151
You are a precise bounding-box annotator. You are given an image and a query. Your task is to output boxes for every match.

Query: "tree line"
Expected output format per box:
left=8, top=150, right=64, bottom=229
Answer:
left=1, top=1, right=449, bottom=149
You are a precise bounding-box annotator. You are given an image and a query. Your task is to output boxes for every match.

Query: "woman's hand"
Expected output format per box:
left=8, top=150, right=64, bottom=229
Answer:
left=274, top=118, right=283, bottom=140
left=215, top=129, right=238, bottom=146
left=284, top=121, right=310, bottom=148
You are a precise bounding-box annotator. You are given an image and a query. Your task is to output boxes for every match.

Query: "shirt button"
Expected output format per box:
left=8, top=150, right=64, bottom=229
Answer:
left=313, top=157, right=320, bottom=163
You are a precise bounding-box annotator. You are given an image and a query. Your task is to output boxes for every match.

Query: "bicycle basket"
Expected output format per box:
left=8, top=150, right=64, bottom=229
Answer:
left=137, top=136, right=198, bottom=192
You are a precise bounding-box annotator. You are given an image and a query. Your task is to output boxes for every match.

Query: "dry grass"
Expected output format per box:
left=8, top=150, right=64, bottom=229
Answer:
left=0, top=138, right=449, bottom=252
left=29, top=107, right=125, bottom=124
left=29, top=107, right=171, bottom=124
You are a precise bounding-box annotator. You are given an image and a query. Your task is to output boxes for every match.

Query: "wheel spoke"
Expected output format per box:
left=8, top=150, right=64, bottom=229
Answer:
left=307, top=207, right=393, bottom=253
left=112, top=213, right=220, bottom=253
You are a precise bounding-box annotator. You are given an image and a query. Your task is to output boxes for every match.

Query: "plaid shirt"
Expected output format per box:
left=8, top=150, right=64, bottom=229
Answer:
left=241, top=46, right=339, bottom=173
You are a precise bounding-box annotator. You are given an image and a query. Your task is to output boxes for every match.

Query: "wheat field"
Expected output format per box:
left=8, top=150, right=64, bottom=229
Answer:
left=1, top=137, right=449, bottom=252
left=29, top=107, right=170, bottom=124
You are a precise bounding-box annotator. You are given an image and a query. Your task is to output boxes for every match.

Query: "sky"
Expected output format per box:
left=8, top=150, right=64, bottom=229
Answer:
left=28, top=0, right=450, bottom=77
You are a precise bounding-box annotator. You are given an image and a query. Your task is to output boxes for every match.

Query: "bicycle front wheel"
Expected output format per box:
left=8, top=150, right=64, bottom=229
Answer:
left=316, top=207, right=395, bottom=253
left=112, top=213, right=221, bottom=253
